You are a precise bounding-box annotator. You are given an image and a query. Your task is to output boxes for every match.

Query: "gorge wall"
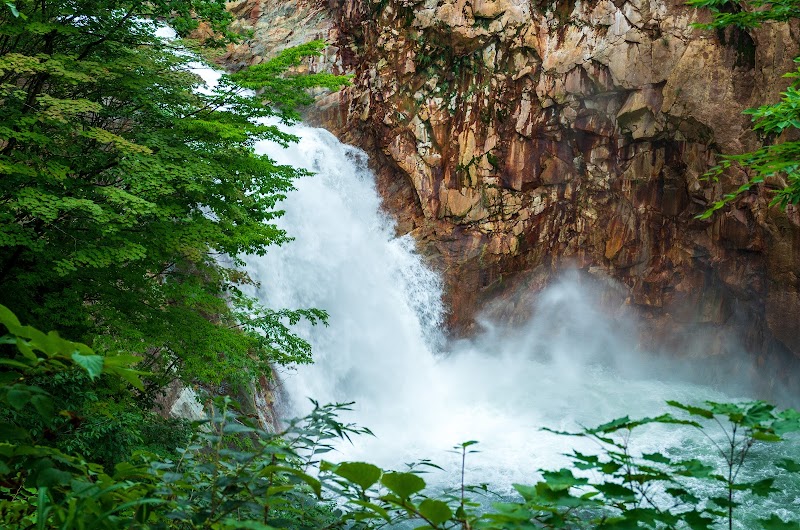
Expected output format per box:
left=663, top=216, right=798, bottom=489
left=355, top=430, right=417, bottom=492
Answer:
left=220, top=0, right=800, bottom=384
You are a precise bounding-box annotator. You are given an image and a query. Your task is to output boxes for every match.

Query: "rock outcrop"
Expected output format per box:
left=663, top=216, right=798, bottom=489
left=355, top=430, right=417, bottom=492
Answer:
left=223, top=0, right=800, bottom=379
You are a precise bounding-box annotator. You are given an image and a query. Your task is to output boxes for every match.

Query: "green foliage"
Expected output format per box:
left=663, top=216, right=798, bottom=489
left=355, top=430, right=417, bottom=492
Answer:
left=689, top=0, right=800, bottom=214
left=0, top=305, right=354, bottom=528
left=0, top=0, right=346, bottom=390
left=231, top=41, right=352, bottom=122
left=0, top=1, right=348, bottom=515
left=483, top=401, right=800, bottom=530
left=0, top=303, right=159, bottom=528
left=698, top=59, right=800, bottom=216
left=2, top=2, right=800, bottom=528
left=147, top=398, right=369, bottom=529
left=686, top=0, right=800, bottom=29
left=1, top=306, right=799, bottom=529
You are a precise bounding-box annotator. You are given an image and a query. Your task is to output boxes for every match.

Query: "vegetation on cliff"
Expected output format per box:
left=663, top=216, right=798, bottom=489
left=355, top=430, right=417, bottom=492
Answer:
left=691, top=0, right=800, bottom=214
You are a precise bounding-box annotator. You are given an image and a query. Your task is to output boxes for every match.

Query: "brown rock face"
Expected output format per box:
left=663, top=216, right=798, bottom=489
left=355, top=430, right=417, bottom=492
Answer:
left=224, top=0, right=800, bottom=379
left=219, top=0, right=343, bottom=73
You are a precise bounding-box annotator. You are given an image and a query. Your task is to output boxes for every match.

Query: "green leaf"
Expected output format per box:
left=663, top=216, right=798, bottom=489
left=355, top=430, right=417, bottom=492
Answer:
left=221, top=422, right=256, bottom=434
left=775, top=409, right=800, bottom=435
left=335, top=461, right=382, bottom=490
left=110, top=367, right=146, bottom=391
left=418, top=498, right=452, bottom=526
left=35, top=466, right=73, bottom=487
left=776, top=458, right=800, bottom=473
left=641, top=452, right=672, bottom=464
left=751, top=431, right=782, bottom=442
left=71, top=352, right=104, bottom=380
left=0, top=359, right=33, bottom=370
left=381, top=471, right=426, bottom=499
left=675, top=459, right=716, bottom=478
left=349, top=500, right=390, bottom=521
left=710, top=496, right=738, bottom=509
left=590, top=416, right=633, bottom=433
left=6, top=387, right=31, bottom=409
left=681, top=511, right=716, bottom=530
left=595, top=482, right=636, bottom=501
left=511, top=483, right=539, bottom=502
left=260, top=465, right=322, bottom=497
left=748, top=478, right=779, bottom=497
left=541, top=469, right=588, bottom=491
left=0, top=304, right=21, bottom=332
left=16, top=340, right=37, bottom=361
left=113, top=462, right=148, bottom=481
left=0, top=371, right=21, bottom=385
left=666, top=401, right=714, bottom=419
left=665, top=487, right=699, bottom=504
left=4, top=2, right=20, bottom=17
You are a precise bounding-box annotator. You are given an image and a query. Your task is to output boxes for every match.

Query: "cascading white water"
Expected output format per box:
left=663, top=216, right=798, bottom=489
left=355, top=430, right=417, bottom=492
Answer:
left=243, top=123, right=736, bottom=490
left=169, top=29, right=799, bottom=526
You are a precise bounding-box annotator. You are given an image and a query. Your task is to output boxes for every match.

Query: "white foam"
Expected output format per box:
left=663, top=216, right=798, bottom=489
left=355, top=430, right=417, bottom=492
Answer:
left=242, top=123, right=727, bottom=491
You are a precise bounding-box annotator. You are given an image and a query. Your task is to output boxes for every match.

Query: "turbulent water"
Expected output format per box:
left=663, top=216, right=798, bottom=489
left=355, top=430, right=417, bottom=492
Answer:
left=241, top=123, right=800, bottom=513
left=171, top=50, right=800, bottom=524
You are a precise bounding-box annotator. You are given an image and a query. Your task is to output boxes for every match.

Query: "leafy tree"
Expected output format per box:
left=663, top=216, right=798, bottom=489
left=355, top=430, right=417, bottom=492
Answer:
left=688, top=0, right=800, bottom=215
left=0, top=0, right=344, bottom=391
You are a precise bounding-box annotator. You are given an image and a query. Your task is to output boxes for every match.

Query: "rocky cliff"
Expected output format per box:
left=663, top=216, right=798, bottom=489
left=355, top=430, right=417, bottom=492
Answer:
left=222, top=0, right=800, bottom=380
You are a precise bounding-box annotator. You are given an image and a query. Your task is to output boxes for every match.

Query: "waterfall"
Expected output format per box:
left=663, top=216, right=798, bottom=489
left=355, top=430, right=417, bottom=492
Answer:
left=242, top=122, right=732, bottom=490
left=173, top=51, right=798, bottom=522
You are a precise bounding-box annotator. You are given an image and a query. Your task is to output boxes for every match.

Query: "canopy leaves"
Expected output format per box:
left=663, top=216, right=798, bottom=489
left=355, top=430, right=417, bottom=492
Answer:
left=0, top=0, right=347, bottom=389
